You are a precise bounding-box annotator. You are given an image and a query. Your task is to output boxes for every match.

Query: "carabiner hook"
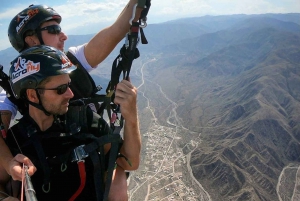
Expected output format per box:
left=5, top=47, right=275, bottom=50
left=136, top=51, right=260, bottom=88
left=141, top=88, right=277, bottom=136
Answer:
left=140, top=18, right=147, bottom=28
left=130, top=3, right=148, bottom=28
left=129, top=3, right=138, bottom=25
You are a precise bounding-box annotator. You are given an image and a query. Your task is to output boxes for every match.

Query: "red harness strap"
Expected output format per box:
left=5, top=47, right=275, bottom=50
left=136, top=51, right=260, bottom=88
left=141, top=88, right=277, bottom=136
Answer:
left=68, top=161, right=86, bottom=201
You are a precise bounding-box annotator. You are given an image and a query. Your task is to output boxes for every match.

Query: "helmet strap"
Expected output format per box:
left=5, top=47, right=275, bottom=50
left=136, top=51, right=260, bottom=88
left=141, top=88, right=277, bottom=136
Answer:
left=26, top=90, right=51, bottom=116
left=27, top=100, right=51, bottom=116
left=36, top=29, right=45, bottom=46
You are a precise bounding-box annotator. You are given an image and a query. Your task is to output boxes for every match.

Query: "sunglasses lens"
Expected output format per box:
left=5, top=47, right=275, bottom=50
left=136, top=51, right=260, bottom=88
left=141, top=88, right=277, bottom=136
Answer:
left=48, top=25, right=61, bottom=34
left=57, top=84, right=68, bottom=95
left=40, top=25, right=61, bottom=34
left=37, top=83, right=70, bottom=95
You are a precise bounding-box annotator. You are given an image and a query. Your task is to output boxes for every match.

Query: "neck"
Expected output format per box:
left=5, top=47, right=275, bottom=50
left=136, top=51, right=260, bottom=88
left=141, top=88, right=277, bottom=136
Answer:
left=29, top=105, right=54, bottom=131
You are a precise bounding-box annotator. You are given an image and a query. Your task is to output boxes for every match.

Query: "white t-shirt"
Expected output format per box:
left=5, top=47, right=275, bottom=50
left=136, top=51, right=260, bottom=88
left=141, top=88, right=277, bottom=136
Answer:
left=0, top=44, right=97, bottom=118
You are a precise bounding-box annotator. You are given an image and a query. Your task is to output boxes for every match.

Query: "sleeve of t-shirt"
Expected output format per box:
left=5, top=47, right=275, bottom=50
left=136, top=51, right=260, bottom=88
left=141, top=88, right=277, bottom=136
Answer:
left=68, top=43, right=99, bottom=72
left=0, top=90, right=18, bottom=118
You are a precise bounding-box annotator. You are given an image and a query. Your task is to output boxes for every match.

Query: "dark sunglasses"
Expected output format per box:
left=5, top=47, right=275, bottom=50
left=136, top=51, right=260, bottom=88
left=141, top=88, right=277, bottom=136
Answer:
left=37, top=82, right=71, bottom=95
left=38, top=25, right=62, bottom=34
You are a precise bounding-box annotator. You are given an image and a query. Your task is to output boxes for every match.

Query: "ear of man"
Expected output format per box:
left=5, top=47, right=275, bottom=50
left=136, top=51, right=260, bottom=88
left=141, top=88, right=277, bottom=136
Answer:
left=26, top=89, right=39, bottom=103
left=24, top=35, right=38, bottom=47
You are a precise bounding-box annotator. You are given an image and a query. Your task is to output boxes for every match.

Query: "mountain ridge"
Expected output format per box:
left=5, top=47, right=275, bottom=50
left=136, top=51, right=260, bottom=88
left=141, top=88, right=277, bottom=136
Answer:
left=136, top=13, right=300, bottom=200
left=0, top=13, right=300, bottom=200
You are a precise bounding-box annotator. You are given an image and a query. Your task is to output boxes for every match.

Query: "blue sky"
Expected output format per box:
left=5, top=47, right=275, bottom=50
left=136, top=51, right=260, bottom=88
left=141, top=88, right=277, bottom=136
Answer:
left=0, top=0, right=299, bottom=51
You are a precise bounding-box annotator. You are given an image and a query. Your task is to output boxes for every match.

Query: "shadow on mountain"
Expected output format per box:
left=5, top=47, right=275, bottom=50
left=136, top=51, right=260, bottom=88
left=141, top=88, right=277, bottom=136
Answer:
left=1, top=13, right=300, bottom=201
left=144, top=14, right=300, bottom=200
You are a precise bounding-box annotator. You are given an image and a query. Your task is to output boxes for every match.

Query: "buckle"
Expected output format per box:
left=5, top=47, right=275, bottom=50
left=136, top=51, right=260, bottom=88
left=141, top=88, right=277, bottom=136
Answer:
left=71, top=145, right=88, bottom=162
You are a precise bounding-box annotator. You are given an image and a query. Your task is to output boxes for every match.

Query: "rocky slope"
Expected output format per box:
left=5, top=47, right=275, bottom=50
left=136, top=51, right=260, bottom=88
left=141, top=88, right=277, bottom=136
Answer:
left=146, top=15, right=300, bottom=200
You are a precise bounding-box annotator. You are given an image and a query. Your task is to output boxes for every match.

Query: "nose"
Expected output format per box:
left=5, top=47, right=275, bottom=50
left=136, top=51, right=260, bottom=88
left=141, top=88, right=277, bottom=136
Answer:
left=64, top=87, right=74, bottom=99
left=60, top=31, right=68, bottom=41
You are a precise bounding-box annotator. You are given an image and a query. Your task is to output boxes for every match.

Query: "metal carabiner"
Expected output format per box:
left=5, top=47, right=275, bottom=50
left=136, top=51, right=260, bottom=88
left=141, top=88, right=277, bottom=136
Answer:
left=140, top=18, right=147, bottom=28
left=42, top=183, right=51, bottom=194
left=129, top=3, right=138, bottom=25
left=129, top=3, right=148, bottom=28
left=61, top=163, right=67, bottom=172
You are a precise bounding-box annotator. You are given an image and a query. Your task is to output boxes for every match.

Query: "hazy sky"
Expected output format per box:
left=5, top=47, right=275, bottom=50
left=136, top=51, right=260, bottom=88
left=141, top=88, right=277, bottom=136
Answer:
left=0, top=0, right=299, bottom=51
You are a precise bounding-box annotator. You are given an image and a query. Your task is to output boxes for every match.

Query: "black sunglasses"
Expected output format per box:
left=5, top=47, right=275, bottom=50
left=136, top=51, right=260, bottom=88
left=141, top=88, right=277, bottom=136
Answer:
left=37, top=82, right=71, bottom=95
left=38, top=25, right=62, bottom=34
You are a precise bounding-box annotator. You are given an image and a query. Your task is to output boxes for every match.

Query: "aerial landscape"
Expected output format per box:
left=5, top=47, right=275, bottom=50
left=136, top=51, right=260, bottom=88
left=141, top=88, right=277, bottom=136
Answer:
left=123, top=13, right=300, bottom=200
left=0, top=4, right=299, bottom=200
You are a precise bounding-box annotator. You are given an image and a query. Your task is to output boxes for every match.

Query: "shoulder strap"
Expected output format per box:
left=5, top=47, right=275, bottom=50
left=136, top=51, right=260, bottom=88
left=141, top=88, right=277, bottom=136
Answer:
left=66, top=51, right=100, bottom=100
left=64, top=104, right=92, bottom=133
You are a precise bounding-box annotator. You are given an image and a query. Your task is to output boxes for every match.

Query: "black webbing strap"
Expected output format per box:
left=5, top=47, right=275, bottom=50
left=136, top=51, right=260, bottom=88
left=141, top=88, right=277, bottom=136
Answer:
left=68, top=135, right=105, bottom=201
left=138, top=0, right=151, bottom=44
left=66, top=52, right=101, bottom=100
left=104, top=0, right=151, bottom=136
left=89, top=150, right=104, bottom=201
left=69, top=94, right=106, bottom=106
left=103, top=22, right=140, bottom=136
left=107, top=22, right=140, bottom=94
left=103, top=140, right=120, bottom=200
left=26, top=126, right=51, bottom=190
left=80, top=134, right=122, bottom=201
left=106, top=0, right=152, bottom=96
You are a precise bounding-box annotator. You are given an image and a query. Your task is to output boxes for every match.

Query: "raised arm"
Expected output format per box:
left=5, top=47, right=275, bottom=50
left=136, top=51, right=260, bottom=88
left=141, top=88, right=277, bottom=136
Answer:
left=84, top=0, right=143, bottom=67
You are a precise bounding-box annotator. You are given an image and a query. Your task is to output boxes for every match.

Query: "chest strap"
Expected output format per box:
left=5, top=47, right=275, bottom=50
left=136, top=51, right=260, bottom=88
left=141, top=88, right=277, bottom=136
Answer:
left=68, top=145, right=87, bottom=201
left=44, top=132, right=123, bottom=201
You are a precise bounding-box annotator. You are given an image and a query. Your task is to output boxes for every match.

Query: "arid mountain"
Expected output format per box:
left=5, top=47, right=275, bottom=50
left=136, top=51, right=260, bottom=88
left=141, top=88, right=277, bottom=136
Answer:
left=142, top=15, right=300, bottom=200
left=1, top=13, right=300, bottom=200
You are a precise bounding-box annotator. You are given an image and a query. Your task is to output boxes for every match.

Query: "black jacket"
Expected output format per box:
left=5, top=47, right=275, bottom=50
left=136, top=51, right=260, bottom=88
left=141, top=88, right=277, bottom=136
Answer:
left=6, top=105, right=116, bottom=201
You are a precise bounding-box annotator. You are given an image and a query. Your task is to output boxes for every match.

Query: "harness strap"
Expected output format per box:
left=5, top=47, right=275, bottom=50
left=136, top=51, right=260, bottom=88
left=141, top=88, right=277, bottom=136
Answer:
left=70, top=134, right=105, bottom=201
left=103, top=140, right=119, bottom=200
left=82, top=134, right=122, bottom=201
left=70, top=94, right=106, bottom=106
left=66, top=52, right=101, bottom=100
left=97, top=97, right=116, bottom=126
left=104, top=3, right=148, bottom=134
left=27, top=127, right=51, bottom=188
left=89, top=150, right=104, bottom=201
left=68, top=161, right=86, bottom=201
